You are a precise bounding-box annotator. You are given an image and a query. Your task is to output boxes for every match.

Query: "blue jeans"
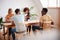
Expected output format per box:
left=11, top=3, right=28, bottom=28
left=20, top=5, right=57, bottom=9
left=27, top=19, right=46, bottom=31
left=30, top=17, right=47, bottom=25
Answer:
left=11, top=28, right=16, bottom=40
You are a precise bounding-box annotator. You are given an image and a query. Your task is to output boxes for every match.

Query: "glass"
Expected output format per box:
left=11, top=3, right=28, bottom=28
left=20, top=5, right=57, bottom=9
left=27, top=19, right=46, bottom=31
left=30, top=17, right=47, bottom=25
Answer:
left=58, top=0, right=60, bottom=7
left=40, top=0, right=48, bottom=7
left=48, top=0, right=57, bottom=7
left=40, top=0, right=59, bottom=7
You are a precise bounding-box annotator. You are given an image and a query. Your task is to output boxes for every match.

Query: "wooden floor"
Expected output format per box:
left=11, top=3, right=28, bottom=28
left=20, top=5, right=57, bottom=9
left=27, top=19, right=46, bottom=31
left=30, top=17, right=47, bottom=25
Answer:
left=15, top=28, right=58, bottom=40
left=0, top=28, right=58, bottom=40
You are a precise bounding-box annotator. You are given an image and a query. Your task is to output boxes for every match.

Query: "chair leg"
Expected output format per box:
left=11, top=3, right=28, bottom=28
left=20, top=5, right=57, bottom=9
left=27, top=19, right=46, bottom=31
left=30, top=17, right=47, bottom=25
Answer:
left=31, top=25, right=32, bottom=32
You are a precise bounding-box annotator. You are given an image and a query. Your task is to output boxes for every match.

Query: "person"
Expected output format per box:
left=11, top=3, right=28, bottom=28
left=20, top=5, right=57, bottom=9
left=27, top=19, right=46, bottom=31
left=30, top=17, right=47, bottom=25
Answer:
left=11, top=9, right=26, bottom=40
left=23, top=7, right=30, bottom=21
left=23, top=7, right=41, bottom=32
left=23, top=7, right=31, bottom=33
left=5, top=8, right=14, bottom=40
left=40, top=8, right=54, bottom=30
left=5, top=8, right=14, bottom=22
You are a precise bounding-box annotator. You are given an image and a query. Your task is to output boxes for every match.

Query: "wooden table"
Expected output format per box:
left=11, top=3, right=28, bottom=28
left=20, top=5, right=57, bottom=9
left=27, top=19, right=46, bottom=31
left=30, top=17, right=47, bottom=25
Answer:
left=2, top=20, right=39, bottom=40
left=1, top=22, right=12, bottom=40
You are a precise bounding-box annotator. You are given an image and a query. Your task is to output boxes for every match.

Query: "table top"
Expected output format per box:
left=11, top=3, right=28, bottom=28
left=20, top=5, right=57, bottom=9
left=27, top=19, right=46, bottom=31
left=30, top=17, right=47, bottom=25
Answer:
left=2, top=20, right=40, bottom=26
left=2, top=23, right=12, bottom=26
left=25, top=20, right=39, bottom=24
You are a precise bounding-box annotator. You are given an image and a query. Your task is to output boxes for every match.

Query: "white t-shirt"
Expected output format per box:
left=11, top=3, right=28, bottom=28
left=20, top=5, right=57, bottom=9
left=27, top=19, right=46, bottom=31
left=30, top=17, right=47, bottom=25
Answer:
left=11, top=14, right=26, bottom=32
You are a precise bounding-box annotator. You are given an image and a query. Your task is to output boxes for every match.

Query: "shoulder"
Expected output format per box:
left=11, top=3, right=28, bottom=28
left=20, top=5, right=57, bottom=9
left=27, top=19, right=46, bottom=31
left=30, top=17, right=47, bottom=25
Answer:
left=20, top=13, right=24, bottom=17
left=40, top=15, right=45, bottom=19
left=6, top=14, right=8, bottom=16
left=40, top=16, right=44, bottom=20
left=46, top=14, right=52, bottom=18
left=11, top=13, right=14, bottom=16
left=20, top=13, right=23, bottom=15
left=11, top=15, right=15, bottom=19
left=5, top=14, right=9, bottom=18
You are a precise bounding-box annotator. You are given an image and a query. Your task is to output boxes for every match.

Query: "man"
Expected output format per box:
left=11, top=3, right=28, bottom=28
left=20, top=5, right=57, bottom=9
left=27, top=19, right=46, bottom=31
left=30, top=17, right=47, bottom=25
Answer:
left=11, top=9, right=26, bottom=40
left=40, top=8, right=54, bottom=30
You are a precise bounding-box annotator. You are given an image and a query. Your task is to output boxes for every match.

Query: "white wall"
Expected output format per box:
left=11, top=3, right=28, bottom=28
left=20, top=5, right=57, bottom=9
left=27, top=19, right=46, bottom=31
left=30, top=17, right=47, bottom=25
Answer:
left=32, top=0, right=43, bottom=18
left=0, top=0, right=42, bottom=19
left=0, top=0, right=29, bottom=17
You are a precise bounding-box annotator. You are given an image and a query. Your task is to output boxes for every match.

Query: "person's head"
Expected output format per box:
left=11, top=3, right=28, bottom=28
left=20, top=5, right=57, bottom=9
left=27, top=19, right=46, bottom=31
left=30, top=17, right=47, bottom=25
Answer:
left=8, top=8, right=13, bottom=14
left=23, top=7, right=30, bottom=14
left=41, top=8, right=48, bottom=16
left=15, top=9, right=20, bottom=15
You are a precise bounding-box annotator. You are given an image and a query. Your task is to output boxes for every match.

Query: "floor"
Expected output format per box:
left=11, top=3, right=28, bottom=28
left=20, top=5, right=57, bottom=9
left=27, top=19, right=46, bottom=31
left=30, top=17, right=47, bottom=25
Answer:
left=0, top=27, right=59, bottom=40
left=15, top=28, right=58, bottom=40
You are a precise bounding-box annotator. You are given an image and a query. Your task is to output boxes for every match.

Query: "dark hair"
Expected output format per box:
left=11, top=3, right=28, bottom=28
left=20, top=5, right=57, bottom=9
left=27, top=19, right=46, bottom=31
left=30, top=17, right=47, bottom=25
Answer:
left=8, top=8, right=12, bottom=13
left=15, top=9, right=20, bottom=14
left=42, top=8, right=48, bottom=13
left=23, top=7, right=30, bottom=16
left=23, top=7, right=30, bottom=21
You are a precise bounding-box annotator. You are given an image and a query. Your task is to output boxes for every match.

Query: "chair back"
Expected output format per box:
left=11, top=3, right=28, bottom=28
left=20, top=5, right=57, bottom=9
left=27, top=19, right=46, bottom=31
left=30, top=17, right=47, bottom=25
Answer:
left=12, top=14, right=26, bottom=32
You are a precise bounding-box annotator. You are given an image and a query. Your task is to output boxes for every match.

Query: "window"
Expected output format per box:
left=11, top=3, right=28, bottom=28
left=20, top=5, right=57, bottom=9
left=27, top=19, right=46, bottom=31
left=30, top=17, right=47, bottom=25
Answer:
left=40, top=0, right=48, bottom=7
left=40, top=0, right=60, bottom=7
left=58, top=0, right=60, bottom=7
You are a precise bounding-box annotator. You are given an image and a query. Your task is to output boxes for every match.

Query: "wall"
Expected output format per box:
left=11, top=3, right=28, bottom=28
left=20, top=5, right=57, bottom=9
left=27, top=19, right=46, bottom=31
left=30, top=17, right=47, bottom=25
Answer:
left=0, top=0, right=59, bottom=27
left=32, top=0, right=42, bottom=13
left=58, top=8, right=60, bottom=28
left=0, top=0, right=42, bottom=19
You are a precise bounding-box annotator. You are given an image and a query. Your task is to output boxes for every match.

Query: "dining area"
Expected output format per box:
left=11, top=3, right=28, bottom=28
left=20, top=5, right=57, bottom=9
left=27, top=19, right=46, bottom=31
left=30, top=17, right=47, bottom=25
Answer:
left=0, top=18, right=39, bottom=39
left=0, top=19, right=58, bottom=40
left=0, top=0, right=60, bottom=40
left=0, top=18, right=58, bottom=40
left=0, top=7, right=59, bottom=40
left=0, top=8, right=58, bottom=40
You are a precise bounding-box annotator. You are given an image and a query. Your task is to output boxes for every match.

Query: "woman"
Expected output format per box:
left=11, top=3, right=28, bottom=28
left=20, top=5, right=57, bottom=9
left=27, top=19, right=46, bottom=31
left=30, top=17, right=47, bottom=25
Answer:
left=5, top=8, right=14, bottom=40
left=23, top=7, right=31, bottom=33
left=23, top=7, right=30, bottom=21
left=5, top=8, right=14, bottom=22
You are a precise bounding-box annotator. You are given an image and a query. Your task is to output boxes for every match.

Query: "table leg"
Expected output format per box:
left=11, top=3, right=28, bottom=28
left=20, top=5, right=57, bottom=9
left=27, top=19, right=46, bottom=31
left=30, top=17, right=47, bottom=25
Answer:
left=31, top=25, right=32, bottom=31
left=3, top=25, right=5, bottom=40
left=8, top=28, right=10, bottom=40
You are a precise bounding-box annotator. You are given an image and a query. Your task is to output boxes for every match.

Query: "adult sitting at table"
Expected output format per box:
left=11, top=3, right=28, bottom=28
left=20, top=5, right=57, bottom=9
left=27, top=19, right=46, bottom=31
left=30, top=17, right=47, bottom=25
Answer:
left=23, top=7, right=41, bottom=33
left=23, top=7, right=31, bottom=33
left=40, top=8, right=54, bottom=30
left=5, top=8, right=14, bottom=40
left=11, top=9, right=26, bottom=40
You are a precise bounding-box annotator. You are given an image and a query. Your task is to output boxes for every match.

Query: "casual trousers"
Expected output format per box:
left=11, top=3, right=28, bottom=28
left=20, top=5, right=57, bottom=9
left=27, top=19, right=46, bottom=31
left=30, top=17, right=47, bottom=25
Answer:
left=11, top=28, right=16, bottom=40
left=27, top=26, right=31, bottom=33
left=8, top=28, right=16, bottom=40
left=27, top=26, right=41, bottom=32
left=32, top=26, right=40, bottom=31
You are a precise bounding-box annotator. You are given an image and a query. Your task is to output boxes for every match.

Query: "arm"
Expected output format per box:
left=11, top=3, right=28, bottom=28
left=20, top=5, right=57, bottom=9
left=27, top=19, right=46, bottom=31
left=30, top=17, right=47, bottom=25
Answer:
left=50, top=16, right=54, bottom=25
left=39, top=16, right=43, bottom=28
left=39, top=22, right=43, bottom=28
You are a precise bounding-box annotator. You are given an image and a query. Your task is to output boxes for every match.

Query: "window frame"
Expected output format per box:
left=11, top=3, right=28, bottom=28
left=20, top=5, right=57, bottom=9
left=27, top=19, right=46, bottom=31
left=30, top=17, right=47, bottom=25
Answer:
left=40, top=0, right=60, bottom=7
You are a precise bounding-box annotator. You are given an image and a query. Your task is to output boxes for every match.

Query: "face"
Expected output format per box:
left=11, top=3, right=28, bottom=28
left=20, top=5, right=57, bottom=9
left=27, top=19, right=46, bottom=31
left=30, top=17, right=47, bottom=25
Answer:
left=8, top=9, right=12, bottom=14
left=41, top=10, right=46, bottom=16
left=17, top=11, right=20, bottom=15
left=25, top=10, right=29, bottom=14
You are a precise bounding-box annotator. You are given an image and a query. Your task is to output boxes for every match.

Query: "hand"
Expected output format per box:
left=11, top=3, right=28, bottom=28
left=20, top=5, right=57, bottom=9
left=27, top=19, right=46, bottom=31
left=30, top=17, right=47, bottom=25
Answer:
left=51, top=22, right=54, bottom=25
